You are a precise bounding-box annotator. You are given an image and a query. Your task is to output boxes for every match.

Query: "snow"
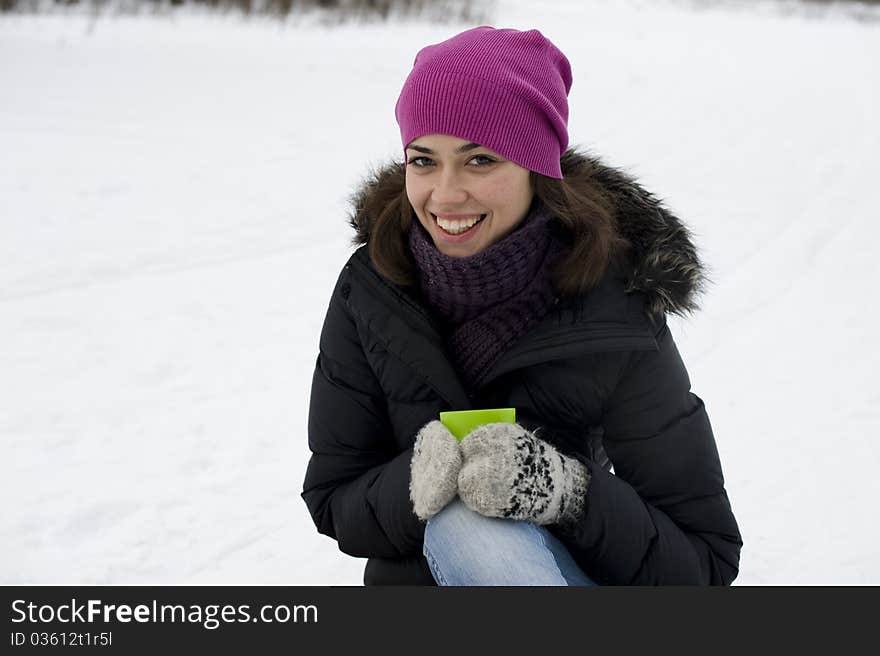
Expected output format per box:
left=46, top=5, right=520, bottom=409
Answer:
left=1, top=0, right=878, bottom=585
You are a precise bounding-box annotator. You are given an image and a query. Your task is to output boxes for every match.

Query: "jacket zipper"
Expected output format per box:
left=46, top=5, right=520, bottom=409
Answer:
left=347, top=252, right=658, bottom=398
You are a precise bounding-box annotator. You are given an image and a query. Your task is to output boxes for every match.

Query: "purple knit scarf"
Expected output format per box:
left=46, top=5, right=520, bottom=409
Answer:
left=407, top=200, right=566, bottom=390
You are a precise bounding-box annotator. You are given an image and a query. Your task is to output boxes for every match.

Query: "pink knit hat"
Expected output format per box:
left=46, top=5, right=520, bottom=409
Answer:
left=395, top=26, right=572, bottom=179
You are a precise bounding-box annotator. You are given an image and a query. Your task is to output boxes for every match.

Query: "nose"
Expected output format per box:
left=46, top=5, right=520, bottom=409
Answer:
left=431, top=168, right=469, bottom=205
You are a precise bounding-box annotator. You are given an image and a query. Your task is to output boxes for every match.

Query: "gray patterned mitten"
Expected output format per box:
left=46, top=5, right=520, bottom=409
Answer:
left=458, top=422, right=590, bottom=526
left=409, top=420, right=463, bottom=522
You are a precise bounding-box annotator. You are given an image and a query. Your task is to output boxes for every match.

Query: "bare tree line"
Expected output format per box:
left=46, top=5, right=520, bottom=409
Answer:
left=0, top=0, right=491, bottom=21
left=1, top=0, right=878, bottom=21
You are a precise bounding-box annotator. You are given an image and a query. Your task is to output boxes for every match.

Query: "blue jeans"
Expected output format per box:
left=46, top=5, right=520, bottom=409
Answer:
left=423, top=498, right=597, bottom=586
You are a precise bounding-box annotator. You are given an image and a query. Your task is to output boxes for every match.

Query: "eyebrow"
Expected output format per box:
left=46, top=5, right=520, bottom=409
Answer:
left=405, top=142, right=483, bottom=154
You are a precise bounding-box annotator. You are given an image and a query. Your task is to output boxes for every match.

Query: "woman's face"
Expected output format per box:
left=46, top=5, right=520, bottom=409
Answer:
left=405, top=134, right=534, bottom=258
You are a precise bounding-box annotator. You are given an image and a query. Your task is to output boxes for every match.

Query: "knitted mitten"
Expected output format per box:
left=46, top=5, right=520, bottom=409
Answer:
left=409, top=420, right=463, bottom=522
left=458, top=422, right=590, bottom=526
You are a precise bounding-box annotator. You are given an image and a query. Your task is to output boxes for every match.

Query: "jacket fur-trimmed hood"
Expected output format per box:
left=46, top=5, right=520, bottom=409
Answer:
left=347, top=149, right=707, bottom=319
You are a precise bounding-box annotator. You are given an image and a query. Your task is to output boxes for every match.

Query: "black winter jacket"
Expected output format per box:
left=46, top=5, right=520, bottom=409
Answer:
left=302, top=151, right=743, bottom=585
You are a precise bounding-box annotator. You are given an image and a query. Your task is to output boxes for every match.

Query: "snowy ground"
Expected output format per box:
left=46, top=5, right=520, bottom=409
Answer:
left=2, top=0, right=878, bottom=585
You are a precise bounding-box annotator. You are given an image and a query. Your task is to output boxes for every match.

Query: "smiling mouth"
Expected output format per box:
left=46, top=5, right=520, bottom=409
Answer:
left=431, top=213, right=487, bottom=235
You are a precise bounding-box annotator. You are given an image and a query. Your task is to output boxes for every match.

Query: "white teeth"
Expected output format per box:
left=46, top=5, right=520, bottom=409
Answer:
left=433, top=214, right=485, bottom=234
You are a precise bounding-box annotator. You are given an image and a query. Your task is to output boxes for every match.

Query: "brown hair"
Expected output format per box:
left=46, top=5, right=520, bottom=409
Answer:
left=359, top=149, right=632, bottom=298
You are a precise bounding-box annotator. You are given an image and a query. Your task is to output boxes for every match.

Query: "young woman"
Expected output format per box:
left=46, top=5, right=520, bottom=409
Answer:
left=302, top=26, right=742, bottom=585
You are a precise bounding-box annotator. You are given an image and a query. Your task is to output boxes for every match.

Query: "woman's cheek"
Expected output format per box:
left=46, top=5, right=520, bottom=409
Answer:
left=405, top=181, right=427, bottom=213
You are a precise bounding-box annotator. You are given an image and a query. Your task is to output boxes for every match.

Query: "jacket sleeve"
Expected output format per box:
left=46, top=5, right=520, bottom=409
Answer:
left=301, top=265, right=425, bottom=559
left=555, top=319, right=743, bottom=585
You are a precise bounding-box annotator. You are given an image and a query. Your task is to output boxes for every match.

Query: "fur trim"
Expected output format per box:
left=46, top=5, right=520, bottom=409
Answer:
left=347, top=149, right=707, bottom=318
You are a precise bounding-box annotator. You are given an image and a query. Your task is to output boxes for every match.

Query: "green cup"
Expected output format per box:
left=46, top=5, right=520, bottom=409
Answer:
left=439, top=408, right=517, bottom=441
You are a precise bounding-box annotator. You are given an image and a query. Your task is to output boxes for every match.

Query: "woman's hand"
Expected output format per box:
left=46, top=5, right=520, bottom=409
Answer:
left=409, top=420, right=463, bottom=522
left=458, top=422, right=591, bottom=526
